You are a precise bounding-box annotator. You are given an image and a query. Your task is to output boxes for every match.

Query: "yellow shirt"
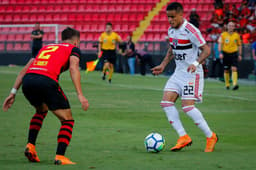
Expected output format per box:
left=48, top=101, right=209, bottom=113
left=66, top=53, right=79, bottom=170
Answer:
left=220, top=31, right=241, bottom=53
left=99, top=32, right=121, bottom=50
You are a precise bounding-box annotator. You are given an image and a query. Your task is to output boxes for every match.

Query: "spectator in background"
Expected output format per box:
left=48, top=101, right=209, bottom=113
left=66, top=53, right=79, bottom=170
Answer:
left=125, top=35, right=136, bottom=75
left=136, top=49, right=155, bottom=76
left=252, top=41, right=256, bottom=75
left=239, top=3, right=251, bottom=19
left=242, top=28, right=251, bottom=44
left=215, top=6, right=224, bottom=17
left=189, top=8, right=200, bottom=28
left=214, top=0, right=223, bottom=9
left=31, top=23, right=44, bottom=58
left=117, top=42, right=127, bottom=73
left=231, top=4, right=239, bottom=18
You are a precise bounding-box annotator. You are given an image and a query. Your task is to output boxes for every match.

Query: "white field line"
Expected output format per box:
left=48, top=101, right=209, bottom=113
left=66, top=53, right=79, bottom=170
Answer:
left=1, top=70, right=253, bottom=102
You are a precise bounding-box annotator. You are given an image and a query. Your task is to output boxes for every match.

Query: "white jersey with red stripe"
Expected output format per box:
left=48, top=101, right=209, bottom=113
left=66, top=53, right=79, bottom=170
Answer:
left=164, top=19, right=206, bottom=102
left=168, top=19, right=206, bottom=74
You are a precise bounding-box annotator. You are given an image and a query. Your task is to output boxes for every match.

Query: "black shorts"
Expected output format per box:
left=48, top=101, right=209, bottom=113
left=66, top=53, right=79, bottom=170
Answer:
left=223, top=51, right=238, bottom=70
left=22, top=73, right=70, bottom=110
left=102, top=49, right=116, bottom=65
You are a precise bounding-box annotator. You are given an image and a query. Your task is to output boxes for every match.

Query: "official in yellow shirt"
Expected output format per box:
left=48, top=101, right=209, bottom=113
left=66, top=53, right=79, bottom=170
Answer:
left=218, top=21, right=242, bottom=90
left=98, top=22, right=122, bottom=83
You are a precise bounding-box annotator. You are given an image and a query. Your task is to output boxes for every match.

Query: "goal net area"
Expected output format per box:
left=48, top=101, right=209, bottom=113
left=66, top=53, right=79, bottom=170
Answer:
left=0, top=24, right=68, bottom=52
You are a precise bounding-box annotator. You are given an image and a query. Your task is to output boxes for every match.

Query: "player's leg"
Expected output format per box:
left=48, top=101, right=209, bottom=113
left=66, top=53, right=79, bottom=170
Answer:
left=231, top=54, right=239, bottom=90
left=182, top=99, right=218, bottom=152
left=160, top=78, right=192, bottom=151
left=108, top=51, right=116, bottom=83
left=108, top=63, right=114, bottom=83
left=22, top=74, right=49, bottom=162
left=45, top=83, right=76, bottom=165
left=24, top=104, right=48, bottom=162
left=102, top=62, right=109, bottom=80
left=223, top=53, right=231, bottom=89
left=51, top=109, right=75, bottom=165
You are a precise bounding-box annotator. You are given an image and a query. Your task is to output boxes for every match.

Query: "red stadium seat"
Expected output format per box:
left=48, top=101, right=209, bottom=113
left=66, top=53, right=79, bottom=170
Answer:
left=6, top=43, right=14, bottom=50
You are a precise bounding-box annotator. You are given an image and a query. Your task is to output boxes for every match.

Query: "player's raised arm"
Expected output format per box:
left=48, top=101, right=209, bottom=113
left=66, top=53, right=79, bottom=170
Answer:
left=151, top=46, right=174, bottom=75
left=187, top=44, right=210, bottom=73
left=2, top=58, right=34, bottom=111
left=69, top=55, right=89, bottom=111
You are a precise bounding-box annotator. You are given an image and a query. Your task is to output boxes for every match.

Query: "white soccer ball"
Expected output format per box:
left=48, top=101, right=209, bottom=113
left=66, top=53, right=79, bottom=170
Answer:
left=144, top=132, right=165, bottom=153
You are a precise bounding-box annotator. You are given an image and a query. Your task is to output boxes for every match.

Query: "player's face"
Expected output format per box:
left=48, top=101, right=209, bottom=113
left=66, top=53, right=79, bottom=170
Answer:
left=166, top=10, right=183, bottom=28
left=73, top=37, right=80, bottom=47
left=35, top=24, right=40, bottom=30
left=106, top=25, right=112, bottom=33
left=227, top=22, right=235, bottom=32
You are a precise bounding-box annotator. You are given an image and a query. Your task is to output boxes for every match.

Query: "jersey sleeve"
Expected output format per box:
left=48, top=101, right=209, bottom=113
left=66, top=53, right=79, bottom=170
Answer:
left=70, top=47, right=81, bottom=59
left=188, top=26, right=206, bottom=47
left=40, top=30, right=44, bottom=35
left=116, top=33, right=122, bottom=42
left=236, top=33, right=241, bottom=46
left=99, top=33, right=103, bottom=43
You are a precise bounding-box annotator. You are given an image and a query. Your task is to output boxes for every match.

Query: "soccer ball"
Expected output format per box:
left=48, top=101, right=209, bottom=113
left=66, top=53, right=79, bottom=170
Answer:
left=144, top=132, right=165, bottom=153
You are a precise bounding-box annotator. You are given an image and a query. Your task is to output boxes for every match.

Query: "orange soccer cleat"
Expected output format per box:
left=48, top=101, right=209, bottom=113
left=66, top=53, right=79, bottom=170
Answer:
left=54, top=155, right=76, bottom=165
left=24, top=143, right=40, bottom=162
left=205, top=132, right=218, bottom=152
left=171, top=134, right=192, bottom=151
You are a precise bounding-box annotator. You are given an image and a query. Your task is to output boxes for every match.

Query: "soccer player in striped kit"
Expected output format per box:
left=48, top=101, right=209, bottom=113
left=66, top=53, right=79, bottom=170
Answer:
left=152, top=2, right=218, bottom=152
left=2, top=27, right=89, bottom=164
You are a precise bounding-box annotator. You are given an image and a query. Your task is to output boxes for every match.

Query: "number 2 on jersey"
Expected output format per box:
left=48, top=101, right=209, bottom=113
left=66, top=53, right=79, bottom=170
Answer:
left=38, top=46, right=59, bottom=60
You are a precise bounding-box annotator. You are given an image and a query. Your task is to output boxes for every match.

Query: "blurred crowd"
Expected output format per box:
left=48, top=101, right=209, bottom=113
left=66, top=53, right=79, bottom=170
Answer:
left=206, top=0, right=256, bottom=44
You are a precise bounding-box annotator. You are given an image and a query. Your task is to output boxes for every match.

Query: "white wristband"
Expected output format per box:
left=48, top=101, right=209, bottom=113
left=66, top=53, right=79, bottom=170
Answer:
left=10, top=88, right=17, bottom=94
left=192, top=61, right=200, bottom=67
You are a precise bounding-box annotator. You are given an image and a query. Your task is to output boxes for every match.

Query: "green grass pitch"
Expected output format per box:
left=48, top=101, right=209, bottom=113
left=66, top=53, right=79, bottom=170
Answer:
left=0, top=66, right=256, bottom=170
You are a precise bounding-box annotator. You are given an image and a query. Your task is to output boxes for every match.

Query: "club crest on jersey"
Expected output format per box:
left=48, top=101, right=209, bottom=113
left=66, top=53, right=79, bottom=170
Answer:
left=173, top=39, right=178, bottom=48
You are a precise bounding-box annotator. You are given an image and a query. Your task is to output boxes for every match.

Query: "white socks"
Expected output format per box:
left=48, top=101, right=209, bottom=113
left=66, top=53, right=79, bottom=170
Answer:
left=161, top=101, right=213, bottom=138
left=182, top=105, right=212, bottom=138
left=160, top=101, right=187, bottom=137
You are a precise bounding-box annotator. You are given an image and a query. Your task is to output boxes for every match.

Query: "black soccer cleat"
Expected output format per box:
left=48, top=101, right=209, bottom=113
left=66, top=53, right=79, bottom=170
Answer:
left=226, top=86, right=230, bottom=90
left=232, top=85, right=239, bottom=90
left=102, top=73, right=106, bottom=80
left=108, top=79, right=111, bottom=84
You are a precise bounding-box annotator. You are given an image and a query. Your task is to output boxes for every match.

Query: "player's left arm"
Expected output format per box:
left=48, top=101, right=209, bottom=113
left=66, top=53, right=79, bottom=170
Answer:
left=187, top=44, right=210, bottom=73
left=2, top=58, right=35, bottom=111
left=187, top=29, right=211, bottom=73
left=237, top=34, right=242, bottom=61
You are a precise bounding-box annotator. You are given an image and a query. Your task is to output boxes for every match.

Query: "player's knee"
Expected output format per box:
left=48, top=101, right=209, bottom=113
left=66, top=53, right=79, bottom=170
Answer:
left=160, top=101, right=174, bottom=108
left=182, top=105, right=195, bottom=113
left=231, top=67, right=237, bottom=72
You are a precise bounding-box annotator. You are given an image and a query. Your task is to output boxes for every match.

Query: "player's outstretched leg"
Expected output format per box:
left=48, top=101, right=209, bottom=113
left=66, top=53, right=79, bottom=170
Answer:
left=231, top=67, right=239, bottom=90
left=224, top=70, right=230, bottom=90
left=53, top=109, right=76, bottom=165
left=24, top=110, right=48, bottom=162
left=108, top=64, right=114, bottom=83
left=182, top=105, right=218, bottom=152
left=160, top=101, right=192, bottom=151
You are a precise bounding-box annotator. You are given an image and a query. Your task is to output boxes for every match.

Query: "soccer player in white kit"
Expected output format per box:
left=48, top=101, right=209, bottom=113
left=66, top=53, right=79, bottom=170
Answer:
left=152, top=2, right=218, bottom=152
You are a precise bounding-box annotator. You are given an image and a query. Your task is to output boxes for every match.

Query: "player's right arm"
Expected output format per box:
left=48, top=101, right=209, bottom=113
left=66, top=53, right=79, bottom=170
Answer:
left=151, top=46, right=173, bottom=75
left=2, top=58, right=35, bottom=111
left=69, top=54, right=89, bottom=111
left=218, top=34, right=223, bottom=59
left=98, top=34, right=103, bottom=57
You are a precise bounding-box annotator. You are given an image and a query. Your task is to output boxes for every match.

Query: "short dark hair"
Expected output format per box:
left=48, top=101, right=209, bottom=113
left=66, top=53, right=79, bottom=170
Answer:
left=166, top=2, right=183, bottom=12
left=106, top=22, right=112, bottom=27
left=61, top=27, right=80, bottom=41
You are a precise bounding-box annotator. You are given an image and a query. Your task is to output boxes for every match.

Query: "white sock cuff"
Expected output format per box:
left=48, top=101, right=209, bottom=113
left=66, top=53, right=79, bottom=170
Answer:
left=160, top=101, right=174, bottom=108
left=182, top=105, right=195, bottom=113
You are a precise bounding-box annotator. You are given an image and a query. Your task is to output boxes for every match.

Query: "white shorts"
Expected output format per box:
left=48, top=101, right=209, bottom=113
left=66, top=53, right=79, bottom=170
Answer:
left=164, top=72, right=204, bottom=102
